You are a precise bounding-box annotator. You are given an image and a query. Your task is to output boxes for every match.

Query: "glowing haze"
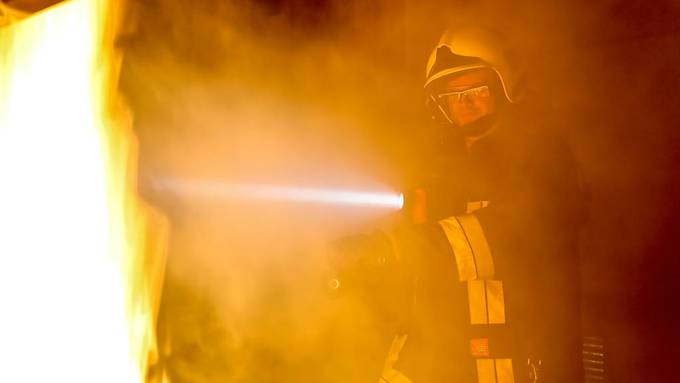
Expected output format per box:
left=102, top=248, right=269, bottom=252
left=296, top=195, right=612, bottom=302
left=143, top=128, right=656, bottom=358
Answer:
left=0, top=1, right=167, bottom=383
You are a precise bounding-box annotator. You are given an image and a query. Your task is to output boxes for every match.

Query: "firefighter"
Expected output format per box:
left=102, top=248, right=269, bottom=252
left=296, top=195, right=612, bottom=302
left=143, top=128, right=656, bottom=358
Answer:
left=376, top=27, right=588, bottom=383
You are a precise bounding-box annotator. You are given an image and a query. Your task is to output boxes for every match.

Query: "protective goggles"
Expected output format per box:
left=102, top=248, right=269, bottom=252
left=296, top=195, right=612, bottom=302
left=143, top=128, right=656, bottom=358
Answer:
left=437, top=85, right=490, bottom=103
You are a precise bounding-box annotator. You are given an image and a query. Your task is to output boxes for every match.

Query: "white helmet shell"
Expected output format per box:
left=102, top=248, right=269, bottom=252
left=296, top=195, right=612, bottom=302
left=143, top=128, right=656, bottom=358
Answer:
left=425, top=27, right=522, bottom=103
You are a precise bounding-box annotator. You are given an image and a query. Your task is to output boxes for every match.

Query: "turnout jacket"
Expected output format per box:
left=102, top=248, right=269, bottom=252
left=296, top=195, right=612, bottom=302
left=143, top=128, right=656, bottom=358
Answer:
left=382, top=110, right=586, bottom=383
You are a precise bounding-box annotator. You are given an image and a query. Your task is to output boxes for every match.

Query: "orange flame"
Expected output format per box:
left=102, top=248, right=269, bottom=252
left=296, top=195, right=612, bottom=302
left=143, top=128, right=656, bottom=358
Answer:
left=0, top=1, right=167, bottom=382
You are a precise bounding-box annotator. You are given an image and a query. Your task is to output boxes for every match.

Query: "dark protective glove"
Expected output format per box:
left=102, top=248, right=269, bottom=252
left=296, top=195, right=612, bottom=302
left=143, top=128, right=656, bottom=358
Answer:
left=326, top=231, right=410, bottom=322
left=402, top=128, right=469, bottom=223
left=327, top=231, right=395, bottom=292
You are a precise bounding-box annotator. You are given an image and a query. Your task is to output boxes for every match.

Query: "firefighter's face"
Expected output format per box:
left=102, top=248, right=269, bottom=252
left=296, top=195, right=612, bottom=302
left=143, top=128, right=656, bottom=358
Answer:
left=442, top=69, right=495, bottom=126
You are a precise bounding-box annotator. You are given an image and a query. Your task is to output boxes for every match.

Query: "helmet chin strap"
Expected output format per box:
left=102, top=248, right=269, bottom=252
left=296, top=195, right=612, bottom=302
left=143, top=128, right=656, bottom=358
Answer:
left=454, top=113, right=497, bottom=139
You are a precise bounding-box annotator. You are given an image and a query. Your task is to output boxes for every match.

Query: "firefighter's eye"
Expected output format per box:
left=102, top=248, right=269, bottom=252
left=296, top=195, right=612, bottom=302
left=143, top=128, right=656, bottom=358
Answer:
left=438, top=85, right=490, bottom=103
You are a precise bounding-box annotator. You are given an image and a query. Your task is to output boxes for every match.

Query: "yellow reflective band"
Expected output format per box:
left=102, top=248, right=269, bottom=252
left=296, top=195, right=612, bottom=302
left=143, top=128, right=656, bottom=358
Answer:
left=476, top=359, right=497, bottom=383
left=486, top=280, right=506, bottom=324
left=439, top=216, right=478, bottom=281
left=468, top=280, right=488, bottom=324
left=381, top=369, right=415, bottom=383
left=468, top=280, right=506, bottom=325
left=439, top=214, right=494, bottom=281
left=382, top=334, right=408, bottom=372
left=495, top=359, right=515, bottom=383
left=466, top=200, right=490, bottom=214
left=457, top=214, right=495, bottom=279
left=476, top=359, right=515, bottom=383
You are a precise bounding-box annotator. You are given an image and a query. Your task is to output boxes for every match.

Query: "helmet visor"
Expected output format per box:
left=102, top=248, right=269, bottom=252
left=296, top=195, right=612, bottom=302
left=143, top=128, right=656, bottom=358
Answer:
left=436, top=85, right=490, bottom=105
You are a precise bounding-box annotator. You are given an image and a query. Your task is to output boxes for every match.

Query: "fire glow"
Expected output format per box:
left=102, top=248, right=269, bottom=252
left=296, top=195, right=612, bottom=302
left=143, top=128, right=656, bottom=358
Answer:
left=0, top=1, right=167, bottom=383
left=153, top=177, right=405, bottom=209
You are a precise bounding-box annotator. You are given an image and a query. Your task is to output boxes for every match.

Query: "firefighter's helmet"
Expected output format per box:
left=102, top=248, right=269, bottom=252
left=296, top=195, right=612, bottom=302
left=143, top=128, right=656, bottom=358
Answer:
left=425, top=27, right=523, bottom=125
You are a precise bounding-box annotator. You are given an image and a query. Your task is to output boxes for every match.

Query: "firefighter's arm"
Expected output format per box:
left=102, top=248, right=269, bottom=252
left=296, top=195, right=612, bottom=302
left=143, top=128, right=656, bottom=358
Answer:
left=437, top=214, right=495, bottom=281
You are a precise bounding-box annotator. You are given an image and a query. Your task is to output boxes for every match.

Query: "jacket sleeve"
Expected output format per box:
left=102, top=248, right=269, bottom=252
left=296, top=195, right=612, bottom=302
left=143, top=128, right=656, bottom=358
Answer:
left=387, top=130, right=587, bottom=382
left=440, top=134, right=586, bottom=273
left=434, top=134, right=587, bottom=330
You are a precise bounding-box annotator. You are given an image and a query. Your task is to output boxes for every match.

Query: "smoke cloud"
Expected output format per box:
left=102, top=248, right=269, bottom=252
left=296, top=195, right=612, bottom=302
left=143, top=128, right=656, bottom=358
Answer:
left=117, top=0, right=680, bottom=381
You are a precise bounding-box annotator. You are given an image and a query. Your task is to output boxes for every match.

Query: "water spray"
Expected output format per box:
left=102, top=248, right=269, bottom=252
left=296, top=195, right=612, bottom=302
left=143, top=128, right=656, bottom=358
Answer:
left=152, top=176, right=405, bottom=210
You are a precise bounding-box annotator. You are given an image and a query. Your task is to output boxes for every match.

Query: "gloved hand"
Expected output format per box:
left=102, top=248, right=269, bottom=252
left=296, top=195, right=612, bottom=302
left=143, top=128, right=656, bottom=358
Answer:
left=326, top=231, right=410, bottom=322
left=326, top=231, right=395, bottom=293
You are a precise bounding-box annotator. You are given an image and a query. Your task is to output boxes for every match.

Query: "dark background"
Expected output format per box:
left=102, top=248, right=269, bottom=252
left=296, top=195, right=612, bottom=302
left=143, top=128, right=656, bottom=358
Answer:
left=119, top=0, right=680, bottom=381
